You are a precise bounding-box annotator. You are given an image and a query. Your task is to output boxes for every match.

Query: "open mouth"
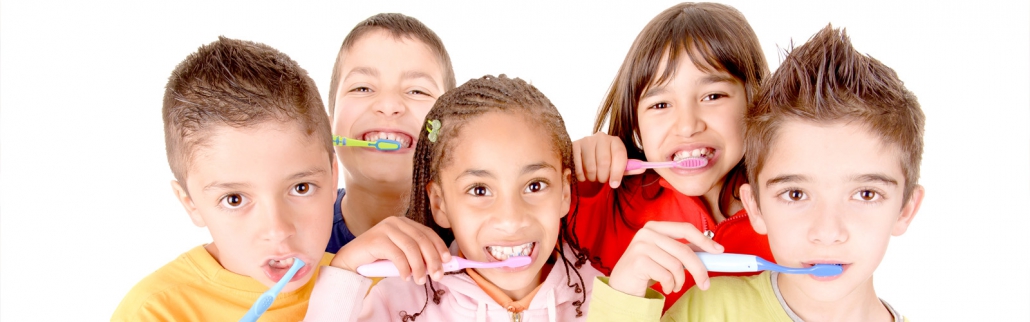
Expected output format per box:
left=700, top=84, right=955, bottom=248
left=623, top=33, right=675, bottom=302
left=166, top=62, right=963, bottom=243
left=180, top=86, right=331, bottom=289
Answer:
left=671, top=147, right=715, bottom=161
left=263, top=256, right=310, bottom=283
left=362, top=131, right=414, bottom=149
left=485, top=242, right=535, bottom=261
left=802, top=262, right=849, bottom=280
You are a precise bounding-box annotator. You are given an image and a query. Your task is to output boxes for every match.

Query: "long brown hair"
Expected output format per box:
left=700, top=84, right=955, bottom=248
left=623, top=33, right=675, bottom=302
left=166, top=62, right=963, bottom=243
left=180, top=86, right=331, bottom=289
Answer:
left=401, top=75, right=587, bottom=320
left=594, top=2, right=768, bottom=216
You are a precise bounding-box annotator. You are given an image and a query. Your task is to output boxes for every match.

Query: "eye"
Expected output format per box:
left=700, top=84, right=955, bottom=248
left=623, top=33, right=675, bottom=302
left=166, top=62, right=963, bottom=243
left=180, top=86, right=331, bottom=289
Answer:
left=779, top=189, right=806, bottom=202
left=291, top=183, right=314, bottom=196
left=220, top=193, right=247, bottom=209
left=408, top=89, right=432, bottom=97
left=350, top=86, right=372, bottom=93
left=701, top=93, right=727, bottom=101
left=524, top=181, right=549, bottom=193
left=649, top=102, right=670, bottom=110
left=853, top=190, right=880, bottom=201
left=466, top=185, right=492, bottom=197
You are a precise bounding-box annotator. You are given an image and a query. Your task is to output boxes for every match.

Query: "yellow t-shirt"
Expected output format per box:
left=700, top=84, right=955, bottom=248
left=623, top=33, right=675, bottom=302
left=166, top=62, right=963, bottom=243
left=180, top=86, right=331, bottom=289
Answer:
left=111, top=245, right=334, bottom=322
left=589, top=273, right=910, bottom=322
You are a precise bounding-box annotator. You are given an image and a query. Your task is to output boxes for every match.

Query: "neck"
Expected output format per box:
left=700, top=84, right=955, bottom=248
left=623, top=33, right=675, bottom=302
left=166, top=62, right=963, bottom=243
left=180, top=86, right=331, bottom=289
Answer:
left=341, top=178, right=409, bottom=237
left=777, top=273, right=893, bottom=322
left=701, top=181, right=742, bottom=223
left=506, top=263, right=550, bottom=300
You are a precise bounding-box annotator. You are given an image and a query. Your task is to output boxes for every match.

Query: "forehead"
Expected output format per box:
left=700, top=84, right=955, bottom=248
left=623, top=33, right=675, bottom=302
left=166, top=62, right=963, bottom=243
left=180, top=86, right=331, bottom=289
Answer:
left=340, top=30, right=445, bottom=81
left=760, top=119, right=904, bottom=184
left=441, top=112, right=561, bottom=172
left=185, top=121, right=328, bottom=178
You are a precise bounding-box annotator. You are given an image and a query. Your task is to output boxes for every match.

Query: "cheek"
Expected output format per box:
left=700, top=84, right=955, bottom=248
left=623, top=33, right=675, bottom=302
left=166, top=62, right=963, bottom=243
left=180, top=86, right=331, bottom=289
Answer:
left=333, top=100, right=364, bottom=134
left=636, top=114, right=666, bottom=155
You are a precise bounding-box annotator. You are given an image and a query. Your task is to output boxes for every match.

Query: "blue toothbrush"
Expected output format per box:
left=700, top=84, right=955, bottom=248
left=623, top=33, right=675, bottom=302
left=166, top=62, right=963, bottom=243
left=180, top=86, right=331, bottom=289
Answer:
left=695, top=253, right=842, bottom=277
left=239, top=258, right=306, bottom=322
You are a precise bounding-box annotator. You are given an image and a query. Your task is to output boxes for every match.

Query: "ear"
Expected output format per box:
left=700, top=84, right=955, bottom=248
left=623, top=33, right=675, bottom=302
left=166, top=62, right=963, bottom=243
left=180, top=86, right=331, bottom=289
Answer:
left=892, top=185, right=924, bottom=236
left=331, top=157, right=339, bottom=191
left=560, top=169, right=573, bottom=218
left=171, top=180, right=205, bottom=227
left=427, top=181, right=451, bottom=228
left=739, top=183, right=767, bottom=235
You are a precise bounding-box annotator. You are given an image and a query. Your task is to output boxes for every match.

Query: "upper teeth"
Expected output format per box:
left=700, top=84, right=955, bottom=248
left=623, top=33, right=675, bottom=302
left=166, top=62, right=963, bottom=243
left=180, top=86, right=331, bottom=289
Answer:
left=674, top=148, right=712, bottom=161
left=269, top=258, right=295, bottom=268
left=363, top=131, right=411, bottom=148
left=487, top=242, right=534, bottom=260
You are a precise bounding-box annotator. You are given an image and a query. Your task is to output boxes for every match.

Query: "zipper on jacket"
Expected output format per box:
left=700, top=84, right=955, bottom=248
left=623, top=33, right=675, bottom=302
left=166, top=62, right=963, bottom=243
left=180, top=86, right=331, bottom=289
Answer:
left=699, top=211, right=749, bottom=240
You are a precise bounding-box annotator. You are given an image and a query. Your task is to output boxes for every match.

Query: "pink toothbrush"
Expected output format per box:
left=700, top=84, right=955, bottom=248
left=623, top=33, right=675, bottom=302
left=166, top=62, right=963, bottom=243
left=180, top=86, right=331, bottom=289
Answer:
left=356, top=256, right=532, bottom=277
left=626, top=157, right=708, bottom=171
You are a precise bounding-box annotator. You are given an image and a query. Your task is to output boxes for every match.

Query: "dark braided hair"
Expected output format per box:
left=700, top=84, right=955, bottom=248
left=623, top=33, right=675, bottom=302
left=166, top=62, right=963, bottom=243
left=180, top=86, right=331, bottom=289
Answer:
left=401, top=74, right=588, bottom=320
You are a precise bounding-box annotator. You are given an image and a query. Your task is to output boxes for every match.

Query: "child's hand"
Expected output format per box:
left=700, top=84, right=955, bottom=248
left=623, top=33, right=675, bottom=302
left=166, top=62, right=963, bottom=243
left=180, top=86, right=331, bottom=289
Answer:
left=330, top=216, right=452, bottom=285
left=573, top=132, right=643, bottom=188
left=607, top=221, right=724, bottom=297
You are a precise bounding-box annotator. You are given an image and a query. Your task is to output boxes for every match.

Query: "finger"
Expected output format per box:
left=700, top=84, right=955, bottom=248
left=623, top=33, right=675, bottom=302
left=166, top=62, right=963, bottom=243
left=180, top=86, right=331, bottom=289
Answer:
left=594, top=137, right=613, bottom=184
left=655, top=236, right=707, bottom=292
left=573, top=140, right=586, bottom=182
left=642, top=221, right=724, bottom=254
left=641, top=244, right=687, bottom=294
left=406, top=221, right=451, bottom=281
left=386, top=227, right=429, bottom=284
left=636, top=256, right=677, bottom=296
left=581, top=138, right=598, bottom=182
left=607, top=139, right=629, bottom=188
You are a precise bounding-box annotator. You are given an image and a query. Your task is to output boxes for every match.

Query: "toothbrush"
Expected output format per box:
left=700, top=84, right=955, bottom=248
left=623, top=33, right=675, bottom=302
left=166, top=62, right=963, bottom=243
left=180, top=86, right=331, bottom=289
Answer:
left=626, top=158, right=708, bottom=171
left=695, top=253, right=842, bottom=277
left=332, top=135, right=402, bottom=151
left=239, top=258, right=306, bottom=322
left=356, top=256, right=532, bottom=277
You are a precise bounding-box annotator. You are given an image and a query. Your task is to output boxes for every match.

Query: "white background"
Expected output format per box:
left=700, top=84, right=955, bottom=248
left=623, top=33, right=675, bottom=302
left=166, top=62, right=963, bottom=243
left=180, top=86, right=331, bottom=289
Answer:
left=2, top=0, right=1027, bottom=320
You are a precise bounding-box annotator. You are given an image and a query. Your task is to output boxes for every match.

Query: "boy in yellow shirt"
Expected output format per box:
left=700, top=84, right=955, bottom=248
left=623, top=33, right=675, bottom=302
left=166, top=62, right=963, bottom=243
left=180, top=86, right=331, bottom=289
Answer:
left=588, top=25, right=925, bottom=322
left=112, top=37, right=338, bottom=321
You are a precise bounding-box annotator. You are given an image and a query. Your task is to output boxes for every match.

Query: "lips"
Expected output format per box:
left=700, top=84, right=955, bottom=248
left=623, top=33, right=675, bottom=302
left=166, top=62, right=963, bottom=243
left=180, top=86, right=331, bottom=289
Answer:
left=262, top=255, right=313, bottom=283
left=802, top=261, right=850, bottom=281
left=361, top=130, right=414, bottom=149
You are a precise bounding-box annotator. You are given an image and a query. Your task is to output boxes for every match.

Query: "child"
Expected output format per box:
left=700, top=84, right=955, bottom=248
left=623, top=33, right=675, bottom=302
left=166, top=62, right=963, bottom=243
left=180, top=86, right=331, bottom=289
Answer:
left=111, top=37, right=338, bottom=320
left=325, top=13, right=457, bottom=253
left=304, top=75, right=603, bottom=321
left=588, top=25, right=924, bottom=322
left=569, top=2, right=772, bottom=310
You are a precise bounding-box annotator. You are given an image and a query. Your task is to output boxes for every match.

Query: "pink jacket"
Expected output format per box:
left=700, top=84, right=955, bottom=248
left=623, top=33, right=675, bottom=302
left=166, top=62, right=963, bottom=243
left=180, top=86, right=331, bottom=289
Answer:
left=305, top=245, right=602, bottom=322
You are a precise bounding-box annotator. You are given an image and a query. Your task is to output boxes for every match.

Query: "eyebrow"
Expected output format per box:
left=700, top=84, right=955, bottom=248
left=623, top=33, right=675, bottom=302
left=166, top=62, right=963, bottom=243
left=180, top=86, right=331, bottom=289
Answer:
left=850, top=173, right=899, bottom=186
left=764, top=174, right=808, bottom=189
left=402, top=70, right=440, bottom=88
left=343, top=66, right=379, bottom=81
left=639, top=74, right=737, bottom=100
left=455, top=162, right=557, bottom=181
left=202, top=168, right=327, bottom=192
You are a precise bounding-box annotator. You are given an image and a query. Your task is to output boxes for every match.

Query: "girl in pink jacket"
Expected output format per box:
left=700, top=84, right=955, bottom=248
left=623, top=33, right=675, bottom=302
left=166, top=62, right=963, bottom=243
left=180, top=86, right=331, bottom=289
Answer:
left=305, top=75, right=602, bottom=322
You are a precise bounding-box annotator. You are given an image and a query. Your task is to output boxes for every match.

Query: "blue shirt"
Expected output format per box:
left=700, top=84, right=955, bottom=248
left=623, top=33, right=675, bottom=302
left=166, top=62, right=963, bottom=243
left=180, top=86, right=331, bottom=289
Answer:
left=325, top=188, right=356, bottom=253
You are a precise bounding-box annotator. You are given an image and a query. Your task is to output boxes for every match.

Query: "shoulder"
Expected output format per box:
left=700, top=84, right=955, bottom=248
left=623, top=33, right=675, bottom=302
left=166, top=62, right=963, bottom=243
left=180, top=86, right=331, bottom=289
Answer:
left=111, top=248, right=203, bottom=321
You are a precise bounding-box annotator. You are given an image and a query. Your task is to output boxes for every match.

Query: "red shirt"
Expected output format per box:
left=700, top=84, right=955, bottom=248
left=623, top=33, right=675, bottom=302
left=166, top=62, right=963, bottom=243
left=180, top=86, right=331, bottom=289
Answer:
left=569, top=171, right=774, bottom=312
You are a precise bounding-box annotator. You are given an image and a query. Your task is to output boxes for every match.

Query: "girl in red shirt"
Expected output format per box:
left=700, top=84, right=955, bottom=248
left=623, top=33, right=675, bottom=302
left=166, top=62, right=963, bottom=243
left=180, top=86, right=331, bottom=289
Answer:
left=569, top=2, right=774, bottom=311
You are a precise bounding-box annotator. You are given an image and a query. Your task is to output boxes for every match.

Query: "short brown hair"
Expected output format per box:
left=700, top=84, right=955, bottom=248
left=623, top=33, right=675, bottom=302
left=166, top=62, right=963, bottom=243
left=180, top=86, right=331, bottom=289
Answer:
left=595, top=2, right=769, bottom=215
left=327, top=13, right=456, bottom=117
left=163, top=36, right=332, bottom=193
left=745, top=25, right=925, bottom=202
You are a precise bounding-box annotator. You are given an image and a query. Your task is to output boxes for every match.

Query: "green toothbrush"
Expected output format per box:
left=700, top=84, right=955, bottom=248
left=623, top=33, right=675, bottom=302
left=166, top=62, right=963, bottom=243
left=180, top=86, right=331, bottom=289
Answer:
left=332, top=135, right=402, bottom=151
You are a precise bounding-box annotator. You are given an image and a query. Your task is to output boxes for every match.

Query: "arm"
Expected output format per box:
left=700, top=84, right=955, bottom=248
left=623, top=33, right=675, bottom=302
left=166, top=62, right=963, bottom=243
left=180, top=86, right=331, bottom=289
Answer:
left=303, top=266, right=372, bottom=322
left=586, top=277, right=665, bottom=322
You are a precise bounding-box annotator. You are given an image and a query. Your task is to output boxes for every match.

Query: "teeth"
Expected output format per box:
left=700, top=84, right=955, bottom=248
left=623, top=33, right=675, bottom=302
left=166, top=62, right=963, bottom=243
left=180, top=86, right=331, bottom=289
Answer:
left=487, top=242, right=534, bottom=260
left=268, top=258, right=295, bottom=269
left=363, top=131, right=413, bottom=148
left=673, top=148, right=712, bottom=161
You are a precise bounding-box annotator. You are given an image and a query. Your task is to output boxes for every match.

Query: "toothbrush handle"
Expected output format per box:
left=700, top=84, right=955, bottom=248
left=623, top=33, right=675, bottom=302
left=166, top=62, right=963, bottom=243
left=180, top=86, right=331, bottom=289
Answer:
left=695, top=252, right=759, bottom=273
left=626, top=159, right=646, bottom=171
left=356, top=259, right=461, bottom=277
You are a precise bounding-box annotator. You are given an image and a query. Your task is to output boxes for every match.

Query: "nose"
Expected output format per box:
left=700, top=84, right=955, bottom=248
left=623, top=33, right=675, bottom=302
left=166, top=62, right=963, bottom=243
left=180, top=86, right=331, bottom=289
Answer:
left=675, top=102, right=705, bottom=137
left=259, top=198, right=296, bottom=243
left=373, top=91, right=405, bottom=117
left=490, top=194, right=531, bottom=235
left=807, top=201, right=848, bottom=245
